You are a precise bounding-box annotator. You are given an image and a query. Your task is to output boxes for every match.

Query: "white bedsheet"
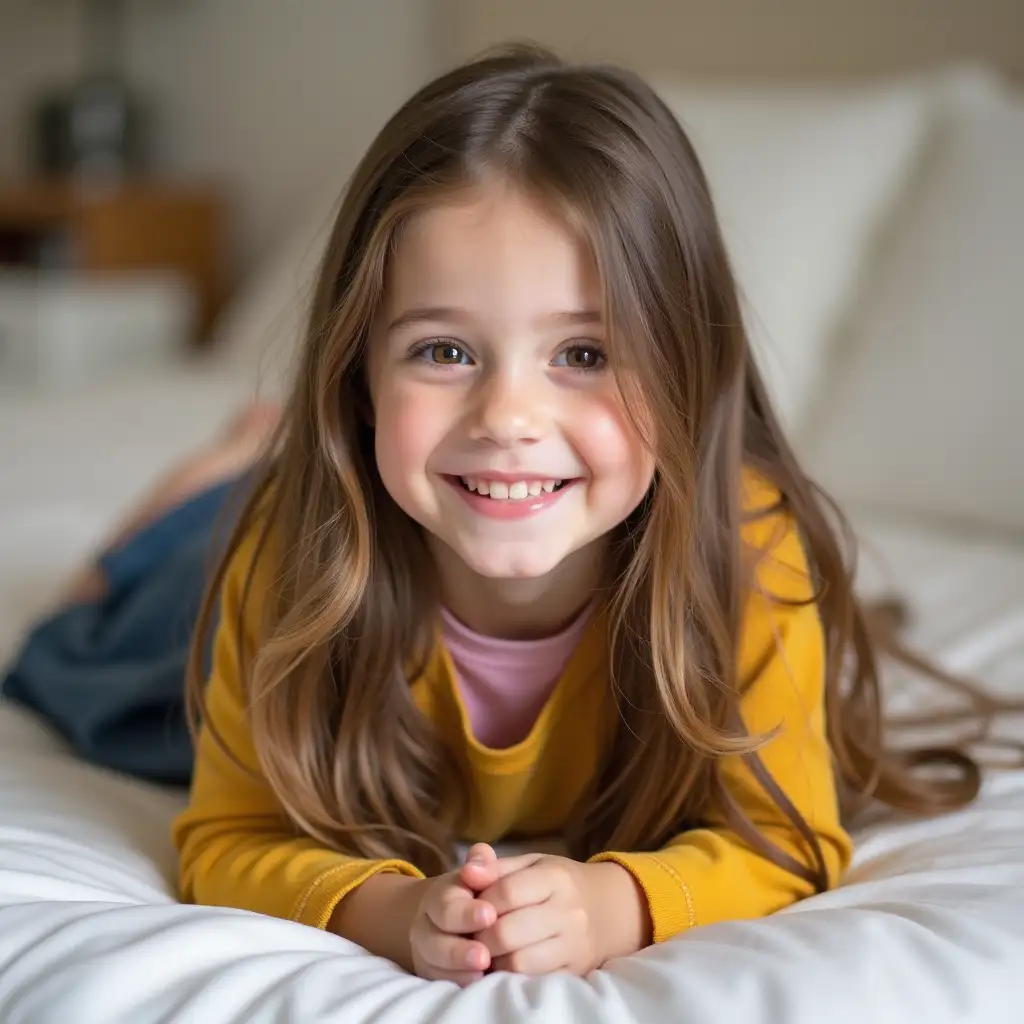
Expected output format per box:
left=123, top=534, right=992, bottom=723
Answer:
left=1, top=366, right=1023, bottom=1023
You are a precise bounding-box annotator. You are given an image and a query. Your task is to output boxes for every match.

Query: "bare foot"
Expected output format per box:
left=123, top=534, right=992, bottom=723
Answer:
left=186, top=401, right=282, bottom=488
left=53, top=402, right=282, bottom=609
left=55, top=402, right=282, bottom=608
left=222, top=401, right=282, bottom=449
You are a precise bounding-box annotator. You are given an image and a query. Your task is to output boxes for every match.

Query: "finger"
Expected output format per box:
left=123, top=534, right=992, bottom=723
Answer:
left=461, top=852, right=543, bottom=892
left=427, top=885, right=496, bottom=934
left=478, top=865, right=554, bottom=916
left=444, top=970, right=486, bottom=988
left=420, top=931, right=492, bottom=973
left=492, top=937, right=572, bottom=976
left=463, top=843, right=497, bottom=866
left=417, top=963, right=486, bottom=987
left=476, top=904, right=561, bottom=959
left=459, top=844, right=502, bottom=891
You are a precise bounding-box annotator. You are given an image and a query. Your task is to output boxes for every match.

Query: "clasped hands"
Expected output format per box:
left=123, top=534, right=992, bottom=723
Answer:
left=409, top=842, right=647, bottom=985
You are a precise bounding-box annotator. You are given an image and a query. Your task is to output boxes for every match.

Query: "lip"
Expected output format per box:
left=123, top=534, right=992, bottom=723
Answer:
left=442, top=474, right=577, bottom=520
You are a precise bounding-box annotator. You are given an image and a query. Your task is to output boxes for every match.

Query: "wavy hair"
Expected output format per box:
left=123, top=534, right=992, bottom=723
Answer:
left=186, top=45, right=989, bottom=882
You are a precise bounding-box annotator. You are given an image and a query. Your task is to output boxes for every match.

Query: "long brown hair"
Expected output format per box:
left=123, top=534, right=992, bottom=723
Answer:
left=186, top=44, right=995, bottom=883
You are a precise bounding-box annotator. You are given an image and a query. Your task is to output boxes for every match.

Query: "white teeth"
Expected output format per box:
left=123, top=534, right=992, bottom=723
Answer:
left=458, top=477, right=566, bottom=500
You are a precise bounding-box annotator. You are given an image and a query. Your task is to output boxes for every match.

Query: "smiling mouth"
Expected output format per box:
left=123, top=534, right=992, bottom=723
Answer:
left=446, top=475, right=572, bottom=501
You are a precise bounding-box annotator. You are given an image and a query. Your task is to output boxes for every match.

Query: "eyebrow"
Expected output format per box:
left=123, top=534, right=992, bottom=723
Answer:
left=386, top=306, right=603, bottom=333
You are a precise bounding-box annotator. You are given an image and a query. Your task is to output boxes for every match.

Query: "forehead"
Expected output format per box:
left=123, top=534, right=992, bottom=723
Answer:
left=382, top=183, right=601, bottom=320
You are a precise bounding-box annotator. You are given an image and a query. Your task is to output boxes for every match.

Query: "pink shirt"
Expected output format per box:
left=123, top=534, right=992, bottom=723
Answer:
left=440, top=603, right=595, bottom=749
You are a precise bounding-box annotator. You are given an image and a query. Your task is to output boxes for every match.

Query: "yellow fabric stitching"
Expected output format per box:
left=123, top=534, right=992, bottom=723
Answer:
left=291, top=864, right=353, bottom=923
left=650, top=854, right=697, bottom=928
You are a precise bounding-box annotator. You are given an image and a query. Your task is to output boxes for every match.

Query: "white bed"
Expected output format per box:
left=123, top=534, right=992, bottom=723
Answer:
left=1, top=67, right=1023, bottom=1023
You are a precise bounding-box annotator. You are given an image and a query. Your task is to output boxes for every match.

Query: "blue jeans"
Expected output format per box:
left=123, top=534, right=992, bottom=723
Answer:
left=1, top=477, right=248, bottom=785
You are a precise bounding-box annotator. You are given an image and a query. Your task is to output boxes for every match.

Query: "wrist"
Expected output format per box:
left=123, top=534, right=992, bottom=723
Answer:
left=327, top=872, right=427, bottom=972
left=584, top=861, right=652, bottom=962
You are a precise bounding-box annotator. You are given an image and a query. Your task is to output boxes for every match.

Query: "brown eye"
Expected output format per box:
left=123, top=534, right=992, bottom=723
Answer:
left=433, top=344, right=463, bottom=364
left=418, top=341, right=469, bottom=365
left=560, top=345, right=606, bottom=370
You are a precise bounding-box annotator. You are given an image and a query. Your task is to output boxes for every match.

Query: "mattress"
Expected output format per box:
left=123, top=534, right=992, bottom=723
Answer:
left=1, top=366, right=1023, bottom=1023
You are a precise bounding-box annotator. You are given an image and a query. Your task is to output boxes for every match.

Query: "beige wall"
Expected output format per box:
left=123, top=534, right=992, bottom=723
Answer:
left=127, top=0, right=440, bottom=278
left=440, top=0, right=1024, bottom=81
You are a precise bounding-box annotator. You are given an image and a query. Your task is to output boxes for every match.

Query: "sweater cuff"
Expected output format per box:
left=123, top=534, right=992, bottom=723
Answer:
left=588, top=850, right=697, bottom=943
left=291, top=858, right=425, bottom=931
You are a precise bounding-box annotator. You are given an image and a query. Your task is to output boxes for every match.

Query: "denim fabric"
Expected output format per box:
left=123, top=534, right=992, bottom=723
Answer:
left=1, top=477, right=248, bottom=785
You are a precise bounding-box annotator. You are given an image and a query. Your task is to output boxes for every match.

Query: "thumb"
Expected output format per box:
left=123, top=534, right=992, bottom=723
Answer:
left=459, top=843, right=498, bottom=891
left=461, top=849, right=543, bottom=891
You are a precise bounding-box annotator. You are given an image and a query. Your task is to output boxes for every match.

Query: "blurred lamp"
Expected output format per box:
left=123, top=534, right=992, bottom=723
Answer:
left=32, top=0, right=153, bottom=183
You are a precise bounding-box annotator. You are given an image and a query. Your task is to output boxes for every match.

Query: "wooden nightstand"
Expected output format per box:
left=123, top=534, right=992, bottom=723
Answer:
left=0, top=180, right=227, bottom=343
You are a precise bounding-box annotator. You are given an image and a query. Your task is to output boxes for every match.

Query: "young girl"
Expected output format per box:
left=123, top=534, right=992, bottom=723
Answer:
left=172, top=45, right=980, bottom=984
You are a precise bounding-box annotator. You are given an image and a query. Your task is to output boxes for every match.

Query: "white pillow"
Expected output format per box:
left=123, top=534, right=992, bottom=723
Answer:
left=802, top=84, right=1024, bottom=533
left=654, top=78, right=939, bottom=434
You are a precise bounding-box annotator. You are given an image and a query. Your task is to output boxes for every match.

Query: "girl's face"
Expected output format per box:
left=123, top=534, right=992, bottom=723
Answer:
left=366, top=183, right=655, bottom=582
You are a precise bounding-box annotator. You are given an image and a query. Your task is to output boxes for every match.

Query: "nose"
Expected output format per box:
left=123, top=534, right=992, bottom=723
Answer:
left=468, top=367, right=550, bottom=446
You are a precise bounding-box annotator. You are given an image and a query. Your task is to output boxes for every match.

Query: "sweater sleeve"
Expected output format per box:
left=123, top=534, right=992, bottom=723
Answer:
left=589, top=507, right=853, bottom=942
left=171, top=524, right=423, bottom=931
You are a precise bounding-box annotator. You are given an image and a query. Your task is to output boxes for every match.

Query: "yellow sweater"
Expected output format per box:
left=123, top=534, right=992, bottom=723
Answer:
left=172, top=479, right=852, bottom=944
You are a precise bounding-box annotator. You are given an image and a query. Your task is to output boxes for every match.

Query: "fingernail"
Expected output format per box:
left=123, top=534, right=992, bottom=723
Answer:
left=468, top=855, right=485, bottom=866
left=474, top=906, right=490, bottom=926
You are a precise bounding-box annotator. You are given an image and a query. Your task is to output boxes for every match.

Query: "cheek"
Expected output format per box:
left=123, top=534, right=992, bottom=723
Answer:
left=373, top=382, right=450, bottom=486
left=575, top=398, right=655, bottom=499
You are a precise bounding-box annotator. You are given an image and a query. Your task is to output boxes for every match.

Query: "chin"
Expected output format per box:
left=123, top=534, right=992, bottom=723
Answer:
left=456, top=543, right=568, bottom=581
